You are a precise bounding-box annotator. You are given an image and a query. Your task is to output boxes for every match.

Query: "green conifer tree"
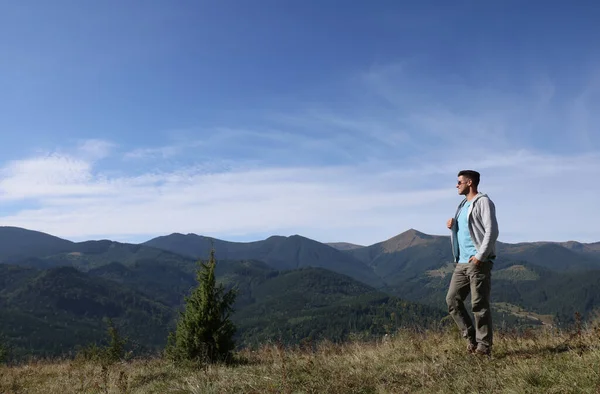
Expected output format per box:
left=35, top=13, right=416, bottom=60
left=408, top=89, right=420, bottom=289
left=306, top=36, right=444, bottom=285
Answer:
left=167, top=248, right=237, bottom=363
left=105, top=318, right=127, bottom=364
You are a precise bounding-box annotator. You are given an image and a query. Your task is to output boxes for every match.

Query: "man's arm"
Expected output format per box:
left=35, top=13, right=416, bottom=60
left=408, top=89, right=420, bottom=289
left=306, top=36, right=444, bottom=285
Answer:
left=474, top=198, right=499, bottom=262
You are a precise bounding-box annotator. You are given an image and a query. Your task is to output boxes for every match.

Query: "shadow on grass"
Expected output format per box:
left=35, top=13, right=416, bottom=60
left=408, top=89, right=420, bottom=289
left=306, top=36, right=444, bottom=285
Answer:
left=228, top=355, right=262, bottom=367
left=130, top=370, right=178, bottom=390
left=494, top=343, right=572, bottom=359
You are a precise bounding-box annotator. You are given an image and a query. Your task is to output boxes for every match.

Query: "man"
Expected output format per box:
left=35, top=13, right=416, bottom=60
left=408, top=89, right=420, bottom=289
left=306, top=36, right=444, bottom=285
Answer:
left=446, top=170, right=499, bottom=356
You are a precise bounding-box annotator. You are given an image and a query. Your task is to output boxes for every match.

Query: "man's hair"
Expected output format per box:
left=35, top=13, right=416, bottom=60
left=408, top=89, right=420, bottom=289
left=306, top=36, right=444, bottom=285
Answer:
left=458, top=170, right=480, bottom=187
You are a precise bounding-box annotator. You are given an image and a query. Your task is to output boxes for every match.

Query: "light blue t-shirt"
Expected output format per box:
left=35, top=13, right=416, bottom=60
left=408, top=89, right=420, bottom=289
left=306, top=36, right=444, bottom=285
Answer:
left=457, top=201, right=478, bottom=263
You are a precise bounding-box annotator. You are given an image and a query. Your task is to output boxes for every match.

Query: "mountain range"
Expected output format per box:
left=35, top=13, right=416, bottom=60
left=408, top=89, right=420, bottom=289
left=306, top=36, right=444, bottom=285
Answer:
left=1, top=225, right=600, bottom=358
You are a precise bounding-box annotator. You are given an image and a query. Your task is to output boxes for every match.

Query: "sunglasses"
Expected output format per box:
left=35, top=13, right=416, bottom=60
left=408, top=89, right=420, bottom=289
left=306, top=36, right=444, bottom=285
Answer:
left=457, top=180, right=470, bottom=185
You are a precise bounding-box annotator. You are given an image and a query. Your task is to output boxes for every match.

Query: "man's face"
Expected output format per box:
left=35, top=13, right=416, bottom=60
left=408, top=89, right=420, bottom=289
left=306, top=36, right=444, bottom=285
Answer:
left=456, top=176, right=471, bottom=195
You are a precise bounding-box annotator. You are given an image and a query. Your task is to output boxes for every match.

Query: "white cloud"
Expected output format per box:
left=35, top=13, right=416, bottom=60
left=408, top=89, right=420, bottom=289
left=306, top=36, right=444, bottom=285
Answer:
left=0, top=154, right=107, bottom=200
left=0, top=148, right=599, bottom=245
left=0, top=154, right=449, bottom=241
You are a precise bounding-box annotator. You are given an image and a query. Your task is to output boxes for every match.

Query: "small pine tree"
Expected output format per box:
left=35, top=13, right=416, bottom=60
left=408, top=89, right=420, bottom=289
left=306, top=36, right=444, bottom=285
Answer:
left=105, top=318, right=127, bottom=364
left=167, top=248, right=237, bottom=364
left=77, top=318, right=128, bottom=364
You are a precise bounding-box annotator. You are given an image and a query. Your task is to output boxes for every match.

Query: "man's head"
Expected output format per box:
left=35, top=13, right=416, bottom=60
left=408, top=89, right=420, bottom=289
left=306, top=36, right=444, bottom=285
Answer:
left=456, top=170, right=480, bottom=195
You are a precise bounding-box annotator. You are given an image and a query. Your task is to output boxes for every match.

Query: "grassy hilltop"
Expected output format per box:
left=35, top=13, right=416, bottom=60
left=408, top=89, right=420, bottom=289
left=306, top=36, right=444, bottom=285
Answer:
left=3, top=324, right=600, bottom=393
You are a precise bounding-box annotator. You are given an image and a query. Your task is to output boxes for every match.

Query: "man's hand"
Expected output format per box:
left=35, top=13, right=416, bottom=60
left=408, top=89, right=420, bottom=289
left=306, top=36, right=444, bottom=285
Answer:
left=446, top=218, right=455, bottom=230
left=469, top=256, right=481, bottom=265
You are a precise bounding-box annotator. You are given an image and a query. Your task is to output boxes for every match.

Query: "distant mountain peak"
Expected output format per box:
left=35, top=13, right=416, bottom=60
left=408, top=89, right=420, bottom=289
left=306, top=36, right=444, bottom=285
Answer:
left=380, top=229, right=435, bottom=253
left=0, top=226, right=74, bottom=262
left=171, top=232, right=202, bottom=238
left=402, top=228, right=430, bottom=237
left=265, top=235, right=287, bottom=241
left=389, top=229, right=431, bottom=241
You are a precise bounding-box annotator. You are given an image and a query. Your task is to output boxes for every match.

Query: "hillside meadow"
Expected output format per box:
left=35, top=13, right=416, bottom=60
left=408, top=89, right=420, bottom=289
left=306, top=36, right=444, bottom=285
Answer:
left=2, top=323, right=600, bottom=393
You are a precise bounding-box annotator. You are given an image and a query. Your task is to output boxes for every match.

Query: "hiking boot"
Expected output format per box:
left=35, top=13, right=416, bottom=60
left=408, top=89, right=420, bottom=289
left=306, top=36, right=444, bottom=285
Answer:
left=475, top=346, right=491, bottom=357
left=466, top=342, right=477, bottom=354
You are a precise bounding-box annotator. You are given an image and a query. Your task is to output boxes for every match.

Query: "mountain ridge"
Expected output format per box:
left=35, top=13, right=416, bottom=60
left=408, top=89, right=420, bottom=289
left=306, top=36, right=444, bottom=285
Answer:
left=0, top=226, right=75, bottom=263
left=3, top=225, right=600, bottom=251
left=143, top=232, right=384, bottom=287
left=3, top=226, right=600, bottom=279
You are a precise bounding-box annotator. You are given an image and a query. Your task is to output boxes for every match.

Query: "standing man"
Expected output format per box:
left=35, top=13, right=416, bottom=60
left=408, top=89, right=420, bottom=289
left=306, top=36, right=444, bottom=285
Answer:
left=446, top=170, right=499, bottom=356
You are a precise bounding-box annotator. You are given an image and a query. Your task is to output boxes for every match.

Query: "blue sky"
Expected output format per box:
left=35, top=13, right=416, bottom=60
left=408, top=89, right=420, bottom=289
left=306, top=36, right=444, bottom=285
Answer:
left=1, top=1, right=599, bottom=245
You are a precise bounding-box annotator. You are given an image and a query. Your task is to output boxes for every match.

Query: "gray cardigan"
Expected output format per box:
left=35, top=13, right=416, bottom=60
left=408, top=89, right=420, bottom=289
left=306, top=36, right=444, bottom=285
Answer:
left=450, top=193, right=499, bottom=263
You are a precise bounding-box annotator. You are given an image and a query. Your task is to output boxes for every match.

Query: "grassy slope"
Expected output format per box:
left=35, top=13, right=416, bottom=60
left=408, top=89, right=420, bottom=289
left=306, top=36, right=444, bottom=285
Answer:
left=3, top=325, right=600, bottom=393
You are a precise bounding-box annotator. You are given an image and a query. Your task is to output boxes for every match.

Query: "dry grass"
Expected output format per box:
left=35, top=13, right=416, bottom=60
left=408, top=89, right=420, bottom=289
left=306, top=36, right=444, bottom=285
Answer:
left=3, top=326, right=600, bottom=393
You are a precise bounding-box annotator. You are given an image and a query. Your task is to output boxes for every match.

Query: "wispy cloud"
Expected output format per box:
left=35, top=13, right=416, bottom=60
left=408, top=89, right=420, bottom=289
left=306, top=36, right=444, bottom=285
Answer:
left=0, top=152, right=449, bottom=243
left=77, top=139, right=114, bottom=161
left=0, top=154, right=100, bottom=200
left=1, top=145, right=599, bottom=245
left=568, top=72, right=600, bottom=149
left=124, top=145, right=184, bottom=160
left=356, top=62, right=600, bottom=154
